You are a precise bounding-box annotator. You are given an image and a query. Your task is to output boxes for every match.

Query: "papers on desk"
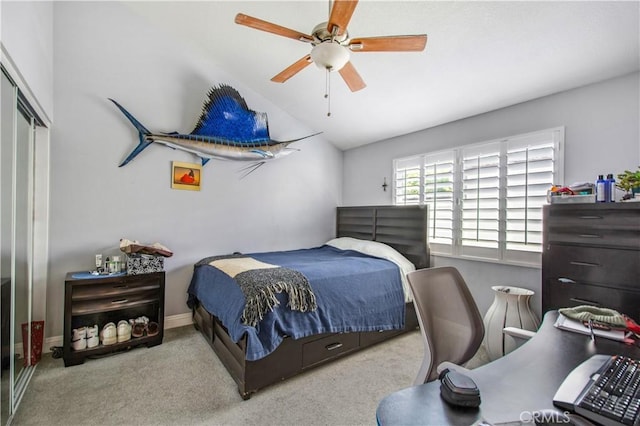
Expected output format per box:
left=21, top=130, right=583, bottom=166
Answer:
left=554, top=313, right=631, bottom=342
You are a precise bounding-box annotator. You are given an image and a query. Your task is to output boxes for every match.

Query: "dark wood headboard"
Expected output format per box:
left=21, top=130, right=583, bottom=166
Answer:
left=336, top=205, right=430, bottom=269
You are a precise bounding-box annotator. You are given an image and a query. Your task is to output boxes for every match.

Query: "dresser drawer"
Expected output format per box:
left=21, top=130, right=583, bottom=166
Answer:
left=543, top=279, right=640, bottom=322
left=544, top=245, right=640, bottom=290
left=302, top=332, right=359, bottom=368
left=71, top=276, right=161, bottom=301
left=546, top=228, right=640, bottom=249
left=71, top=289, right=160, bottom=315
left=545, top=205, right=640, bottom=231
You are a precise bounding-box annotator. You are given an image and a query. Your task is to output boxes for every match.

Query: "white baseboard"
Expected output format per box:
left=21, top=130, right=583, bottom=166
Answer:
left=44, top=312, right=193, bottom=353
left=164, top=312, right=193, bottom=329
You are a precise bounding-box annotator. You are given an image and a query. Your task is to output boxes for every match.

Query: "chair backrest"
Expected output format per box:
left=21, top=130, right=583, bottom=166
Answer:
left=407, top=266, right=485, bottom=384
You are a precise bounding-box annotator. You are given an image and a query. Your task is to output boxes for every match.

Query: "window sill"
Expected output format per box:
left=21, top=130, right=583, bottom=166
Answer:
left=430, top=252, right=541, bottom=269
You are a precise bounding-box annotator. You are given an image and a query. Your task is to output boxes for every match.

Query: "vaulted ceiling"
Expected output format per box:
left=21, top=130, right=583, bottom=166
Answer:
left=125, top=1, right=640, bottom=150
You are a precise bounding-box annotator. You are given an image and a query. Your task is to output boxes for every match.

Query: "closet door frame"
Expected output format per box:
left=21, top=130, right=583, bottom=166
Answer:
left=1, top=48, right=51, bottom=425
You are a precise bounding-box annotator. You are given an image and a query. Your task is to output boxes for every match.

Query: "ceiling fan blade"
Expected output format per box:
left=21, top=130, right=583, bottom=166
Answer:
left=338, top=62, right=366, bottom=92
left=328, top=0, right=358, bottom=36
left=349, top=35, right=427, bottom=52
left=271, top=55, right=313, bottom=83
left=235, top=13, right=314, bottom=43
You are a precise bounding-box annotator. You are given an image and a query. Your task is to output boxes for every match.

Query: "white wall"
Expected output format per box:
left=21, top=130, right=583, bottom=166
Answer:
left=48, top=2, right=342, bottom=337
left=1, top=1, right=54, bottom=120
left=342, top=72, right=640, bottom=317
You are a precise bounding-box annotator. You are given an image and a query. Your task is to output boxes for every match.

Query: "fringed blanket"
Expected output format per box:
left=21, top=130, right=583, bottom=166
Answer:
left=197, top=254, right=317, bottom=326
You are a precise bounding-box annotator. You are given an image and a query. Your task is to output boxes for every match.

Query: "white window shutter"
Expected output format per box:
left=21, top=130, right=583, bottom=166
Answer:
left=393, top=127, right=563, bottom=266
left=460, top=143, right=500, bottom=258
left=394, top=157, right=422, bottom=205
left=423, top=151, right=455, bottom=252
left=503, top=130, right=561, bottom=263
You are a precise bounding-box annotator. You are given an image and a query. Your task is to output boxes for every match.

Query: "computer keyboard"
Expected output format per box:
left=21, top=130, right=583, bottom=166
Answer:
left=553, top=354, right=640, bottom=426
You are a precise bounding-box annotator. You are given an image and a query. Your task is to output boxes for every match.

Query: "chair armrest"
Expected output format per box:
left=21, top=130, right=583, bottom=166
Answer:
left=503, top=327, right=535, bottom=340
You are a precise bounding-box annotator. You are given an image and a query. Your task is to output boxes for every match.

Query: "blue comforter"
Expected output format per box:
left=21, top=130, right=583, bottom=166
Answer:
left=187, top=245, right=405, bottom=360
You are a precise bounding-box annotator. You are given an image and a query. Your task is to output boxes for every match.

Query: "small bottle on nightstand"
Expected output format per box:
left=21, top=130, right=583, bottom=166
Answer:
left=606, top=173, right=616, bottom=202
left=596, top=175, right=606, bottom=202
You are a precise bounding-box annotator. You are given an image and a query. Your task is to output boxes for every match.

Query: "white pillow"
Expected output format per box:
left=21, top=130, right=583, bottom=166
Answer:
left=325, top=237, right=416, bottom=301
left=326, top=237, right=415, bottom=272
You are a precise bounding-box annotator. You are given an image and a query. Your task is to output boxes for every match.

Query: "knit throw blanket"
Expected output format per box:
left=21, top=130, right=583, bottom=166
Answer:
left=198, top=254, right=317, bottom=327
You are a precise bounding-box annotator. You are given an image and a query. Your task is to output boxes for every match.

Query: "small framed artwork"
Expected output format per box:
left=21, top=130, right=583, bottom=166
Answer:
left=171, top=161, right=201, bottom=191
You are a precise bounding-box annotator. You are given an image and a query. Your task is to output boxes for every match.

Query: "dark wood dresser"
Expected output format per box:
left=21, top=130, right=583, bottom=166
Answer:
left=63, top=271, right=165, bottom=366
left=542, top=203, right=640, bottom=321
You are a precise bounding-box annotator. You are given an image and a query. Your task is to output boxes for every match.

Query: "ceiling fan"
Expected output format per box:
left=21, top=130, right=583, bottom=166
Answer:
left=235, top=0, right=427, bottom=93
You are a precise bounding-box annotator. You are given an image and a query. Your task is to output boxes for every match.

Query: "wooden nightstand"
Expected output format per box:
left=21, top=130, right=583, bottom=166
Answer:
left=63, top=271, right=165, bottom=367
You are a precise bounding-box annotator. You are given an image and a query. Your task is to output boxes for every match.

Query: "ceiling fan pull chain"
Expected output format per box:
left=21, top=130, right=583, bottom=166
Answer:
left=325, top=68, right=332, bottom=117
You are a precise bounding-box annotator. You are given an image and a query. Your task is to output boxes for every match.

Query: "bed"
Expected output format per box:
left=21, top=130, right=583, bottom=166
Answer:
left=188, top=205, right=429, bottom=399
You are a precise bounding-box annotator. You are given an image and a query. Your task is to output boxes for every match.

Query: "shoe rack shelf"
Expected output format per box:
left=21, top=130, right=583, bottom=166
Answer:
left=63, top=271, right=165, bottom=367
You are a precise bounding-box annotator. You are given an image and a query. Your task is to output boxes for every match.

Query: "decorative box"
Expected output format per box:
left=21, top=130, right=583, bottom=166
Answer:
left=548, top=194, right=596, bottom=204
left=126, top=254, right=164, bottom=275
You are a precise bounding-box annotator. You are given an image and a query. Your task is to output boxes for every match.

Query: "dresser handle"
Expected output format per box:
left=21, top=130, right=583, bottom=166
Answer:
left=569, top=261, right=599, bottom=267
left=113, top=285, right=128, bottom=289
left=578, top=234, right=601, bottom=239
left=558, top=278, right=576, bottom=284
left=578, top=216, right=603, bottom=220
left=570, top=297, right=600, bottom=306
left=111, top=299, right=128, bottom=304
left=325, top=342, right=343, bottom=351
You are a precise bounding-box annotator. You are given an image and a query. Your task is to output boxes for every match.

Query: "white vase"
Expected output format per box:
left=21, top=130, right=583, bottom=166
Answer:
left=482, top=286, right=539, bottom=361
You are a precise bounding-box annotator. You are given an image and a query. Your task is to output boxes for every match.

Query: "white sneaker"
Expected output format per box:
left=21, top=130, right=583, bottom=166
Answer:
left=100, top=322, right=117, bottom=346
left=86, top=324, right=99, bottom=348
left=117, top=320, right=131, bottom=343
left=71, top=327, right=87, bottom=350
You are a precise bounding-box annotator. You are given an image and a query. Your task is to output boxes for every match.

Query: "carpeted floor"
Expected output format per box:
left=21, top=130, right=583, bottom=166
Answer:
left=12, top=326, right=488, bottom=426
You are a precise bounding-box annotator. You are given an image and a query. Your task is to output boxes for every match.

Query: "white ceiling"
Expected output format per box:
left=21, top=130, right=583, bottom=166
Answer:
left=124, top=1, right=640, bottom=150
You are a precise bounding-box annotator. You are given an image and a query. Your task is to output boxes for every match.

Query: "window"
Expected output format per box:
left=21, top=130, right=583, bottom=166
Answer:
left=393, top=127, right=564, bottom=265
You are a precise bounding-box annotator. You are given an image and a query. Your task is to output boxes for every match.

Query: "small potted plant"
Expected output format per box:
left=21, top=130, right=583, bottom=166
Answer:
left=616, top=167, right=640, bottom=200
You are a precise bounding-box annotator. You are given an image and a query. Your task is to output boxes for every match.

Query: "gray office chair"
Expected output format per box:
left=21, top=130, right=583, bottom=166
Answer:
left=407, top=266, right=485, bottom=385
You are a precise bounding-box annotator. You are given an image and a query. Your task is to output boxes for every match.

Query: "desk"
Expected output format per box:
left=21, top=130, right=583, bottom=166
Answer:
left=376, top=311, right=640, bottom=425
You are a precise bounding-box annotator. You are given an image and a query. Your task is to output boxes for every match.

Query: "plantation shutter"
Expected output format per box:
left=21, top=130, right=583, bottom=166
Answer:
left=392, top=127, right=563, bottom=266
left=504, top=129, right=560, bottom=263
left=423, top=151, right=454, bottom=252
left=460, top=142, right=501, bottom=258
left=394, top=157, right=422, bottom=205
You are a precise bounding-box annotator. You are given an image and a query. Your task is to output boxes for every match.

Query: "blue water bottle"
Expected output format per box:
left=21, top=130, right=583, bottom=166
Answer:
left=606, top=173, right=615, bottom=202
left=596, top=175, right=606, bottom=202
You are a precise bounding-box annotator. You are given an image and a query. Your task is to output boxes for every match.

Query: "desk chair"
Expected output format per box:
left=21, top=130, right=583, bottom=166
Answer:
left=407, top=266, right=485, bottom=385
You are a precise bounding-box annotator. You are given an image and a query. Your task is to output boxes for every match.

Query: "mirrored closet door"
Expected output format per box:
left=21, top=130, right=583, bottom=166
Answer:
left=1, top=65, right=42, bottom=426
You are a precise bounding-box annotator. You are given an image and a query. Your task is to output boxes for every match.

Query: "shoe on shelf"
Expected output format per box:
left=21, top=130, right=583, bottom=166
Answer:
left=71, top=326, right=87, bottom=351
left=117, top=320, right=131, bottom=343
left=131, top=322, right=145, bottom=338
left=100, top=322, right=117, bottom=346
left=147, top=322, right=160, bottom=337
left=86, top=324, right=99, bottom=348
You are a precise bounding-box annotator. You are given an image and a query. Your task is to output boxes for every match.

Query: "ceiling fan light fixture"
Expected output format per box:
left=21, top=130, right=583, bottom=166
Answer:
left=310, top=42, right=350, bottom=72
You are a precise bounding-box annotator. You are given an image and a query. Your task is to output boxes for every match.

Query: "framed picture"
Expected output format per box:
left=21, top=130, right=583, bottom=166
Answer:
left=171, top=161, right=201, bottom=191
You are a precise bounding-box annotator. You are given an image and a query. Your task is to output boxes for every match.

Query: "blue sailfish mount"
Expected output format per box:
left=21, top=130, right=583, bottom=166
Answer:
left=111, top=84, right=319, bottom=175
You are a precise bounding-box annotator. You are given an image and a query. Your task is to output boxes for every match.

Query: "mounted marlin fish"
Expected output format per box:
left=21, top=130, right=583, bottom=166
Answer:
left=110, top=84, right=319, bottom=175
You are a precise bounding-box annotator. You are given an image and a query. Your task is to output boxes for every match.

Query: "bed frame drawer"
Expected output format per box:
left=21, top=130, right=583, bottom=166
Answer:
left=302, top=333, right=359, bottom=368
left=360, top=329, right=402, bottom=347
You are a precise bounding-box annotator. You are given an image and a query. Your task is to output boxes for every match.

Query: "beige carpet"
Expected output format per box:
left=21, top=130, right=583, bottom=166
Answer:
left=12, top=326, right=488, bottom=426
